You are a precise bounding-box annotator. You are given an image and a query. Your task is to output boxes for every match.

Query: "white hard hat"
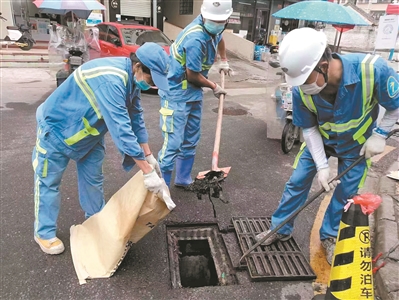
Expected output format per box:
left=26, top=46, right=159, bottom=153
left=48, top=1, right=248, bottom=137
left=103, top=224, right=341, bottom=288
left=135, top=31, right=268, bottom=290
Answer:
left=201, top=0, right=233, bottom=21
left=278, top=28, right=327, bottom=86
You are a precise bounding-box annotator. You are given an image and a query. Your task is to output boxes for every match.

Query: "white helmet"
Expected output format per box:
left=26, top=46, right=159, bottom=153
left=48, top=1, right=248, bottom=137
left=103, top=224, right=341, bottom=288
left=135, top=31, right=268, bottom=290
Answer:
left=279, top=28, right=327, bottom=86
left=201, top=0, right=233, bottom=21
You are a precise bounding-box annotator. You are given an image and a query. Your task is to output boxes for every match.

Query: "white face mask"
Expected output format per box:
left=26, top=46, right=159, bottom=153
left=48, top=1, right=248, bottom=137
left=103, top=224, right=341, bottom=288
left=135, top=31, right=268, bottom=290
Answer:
left=300, top=73, right=327, bottom=95
left=67, top=21, right=75, bottom=28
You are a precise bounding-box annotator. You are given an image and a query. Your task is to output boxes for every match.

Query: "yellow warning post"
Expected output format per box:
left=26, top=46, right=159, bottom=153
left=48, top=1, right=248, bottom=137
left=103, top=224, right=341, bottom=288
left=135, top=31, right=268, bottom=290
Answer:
left=313, top=193, right=382, bottom=300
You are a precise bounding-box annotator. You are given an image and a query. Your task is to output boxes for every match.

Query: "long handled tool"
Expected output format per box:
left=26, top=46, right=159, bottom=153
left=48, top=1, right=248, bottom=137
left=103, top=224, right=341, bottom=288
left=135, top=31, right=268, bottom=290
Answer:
left=188, top=71, right=231, bottom=202
left=198, top=71, right=231, bottom=179
left=237, top=128, right=399, bottom=267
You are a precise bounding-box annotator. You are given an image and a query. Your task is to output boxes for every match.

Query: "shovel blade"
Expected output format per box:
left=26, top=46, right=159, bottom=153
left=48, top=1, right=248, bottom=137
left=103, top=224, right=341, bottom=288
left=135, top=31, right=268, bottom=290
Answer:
left=197, top=166, right=231, bottom=179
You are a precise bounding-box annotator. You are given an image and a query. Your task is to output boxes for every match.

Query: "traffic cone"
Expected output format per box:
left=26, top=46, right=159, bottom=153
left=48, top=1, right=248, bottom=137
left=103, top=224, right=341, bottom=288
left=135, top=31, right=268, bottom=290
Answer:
left=313, top=196, right=380, bottom=300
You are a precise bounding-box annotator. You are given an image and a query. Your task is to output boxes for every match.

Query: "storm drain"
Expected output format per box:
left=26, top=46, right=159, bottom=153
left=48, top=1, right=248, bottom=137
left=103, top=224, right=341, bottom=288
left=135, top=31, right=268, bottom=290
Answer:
left=212, top=106, right=249, bottom=116
left=167, top=225, right=237, bottom=289
left=232, top=217, right=316, bottom=281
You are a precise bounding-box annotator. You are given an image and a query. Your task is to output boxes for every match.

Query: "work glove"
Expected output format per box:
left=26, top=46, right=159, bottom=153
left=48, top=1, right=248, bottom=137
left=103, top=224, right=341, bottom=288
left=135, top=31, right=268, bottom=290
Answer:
left=360, top=132, right=386, bottom=159
left=213, top=83, right=227, bottom=99
left=317, top=167, right=341, bottom=192
left=143, top=169, right=163, bottom=194
left=218, top=60, right=233, bottom=76
left=145, top=154, right=162, bottom=178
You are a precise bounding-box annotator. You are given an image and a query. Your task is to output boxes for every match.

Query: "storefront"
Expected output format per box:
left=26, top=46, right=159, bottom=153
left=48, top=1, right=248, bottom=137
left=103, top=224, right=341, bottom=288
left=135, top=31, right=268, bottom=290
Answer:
left=225, top=0, right=271, bottom=42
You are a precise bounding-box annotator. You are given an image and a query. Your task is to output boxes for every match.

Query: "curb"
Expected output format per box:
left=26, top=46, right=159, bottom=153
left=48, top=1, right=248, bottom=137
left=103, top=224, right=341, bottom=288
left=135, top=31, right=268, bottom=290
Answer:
left=374, top=162, right=399, bottom=300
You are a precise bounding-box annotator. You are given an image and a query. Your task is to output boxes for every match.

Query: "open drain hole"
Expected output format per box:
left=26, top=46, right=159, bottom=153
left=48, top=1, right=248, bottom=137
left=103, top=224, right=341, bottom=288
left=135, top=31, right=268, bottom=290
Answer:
left=178, top=240, right=218, bottom=288
left=212, top=106, right=249, bottom=116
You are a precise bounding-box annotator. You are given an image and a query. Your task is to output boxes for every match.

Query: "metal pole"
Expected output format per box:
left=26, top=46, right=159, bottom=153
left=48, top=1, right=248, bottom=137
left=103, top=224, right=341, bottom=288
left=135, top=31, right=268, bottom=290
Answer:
left=251, top=0, right=258, bottom=42
left=153, top=0, right=157, bottom=28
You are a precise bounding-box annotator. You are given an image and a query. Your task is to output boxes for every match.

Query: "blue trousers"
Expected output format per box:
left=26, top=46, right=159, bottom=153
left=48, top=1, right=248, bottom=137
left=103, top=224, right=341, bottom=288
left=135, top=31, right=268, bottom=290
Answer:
left=32, top=127, right=105, bottom=239
left=158, top=99, right=202, bottom=172
left=271, top=146, right=369, bottom=240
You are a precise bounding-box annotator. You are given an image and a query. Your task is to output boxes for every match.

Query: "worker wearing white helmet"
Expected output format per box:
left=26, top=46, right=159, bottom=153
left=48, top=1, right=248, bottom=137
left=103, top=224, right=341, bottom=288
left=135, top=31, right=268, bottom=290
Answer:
left=157, top=0, right=233, bottom=188
left=256, top=27, right=399, bottom=264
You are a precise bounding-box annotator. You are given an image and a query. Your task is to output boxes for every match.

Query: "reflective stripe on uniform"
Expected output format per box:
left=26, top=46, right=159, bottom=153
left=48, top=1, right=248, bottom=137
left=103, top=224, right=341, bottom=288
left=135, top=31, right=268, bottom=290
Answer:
left=299, top=54, right=378, bottom=142
left=293, top=142, right=307, bottom=169
left=69, top=66, right=128, bottom=146
left=171, top=25, right=203, bottom=64
left=159, top=100, right=171, bottom=163
left=64, top=117, right=100, bottom=146
left=358, top=158, right=371, bottom=188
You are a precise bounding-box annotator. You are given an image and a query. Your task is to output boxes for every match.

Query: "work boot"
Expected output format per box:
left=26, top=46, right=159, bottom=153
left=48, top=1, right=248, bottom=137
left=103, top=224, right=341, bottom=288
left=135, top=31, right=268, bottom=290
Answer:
left=174, top=156, right=195, bottom=188
left=321, top=237, right=336, bottom=265
left=161, top=171, right=172, bottom=188
left=255, top=230, right=292, bottom=246
left=34, top=236, right=65, bottom=255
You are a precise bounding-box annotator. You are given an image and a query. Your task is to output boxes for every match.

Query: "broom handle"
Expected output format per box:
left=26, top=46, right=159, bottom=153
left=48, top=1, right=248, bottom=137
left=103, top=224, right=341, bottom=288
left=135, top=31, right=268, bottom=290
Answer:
left=212, top=71, right=225, bottom=171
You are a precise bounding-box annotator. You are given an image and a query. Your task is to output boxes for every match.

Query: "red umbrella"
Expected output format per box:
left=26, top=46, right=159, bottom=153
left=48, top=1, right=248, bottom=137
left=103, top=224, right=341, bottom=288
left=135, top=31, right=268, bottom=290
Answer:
left=333, top=24, right=355, bottom=52
left=386, top=4, right=399, bottom=15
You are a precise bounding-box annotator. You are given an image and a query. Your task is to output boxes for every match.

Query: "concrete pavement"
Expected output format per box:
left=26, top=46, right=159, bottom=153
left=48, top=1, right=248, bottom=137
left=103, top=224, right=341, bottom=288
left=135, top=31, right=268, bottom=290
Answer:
left=0, top=55, right=398, bottom=299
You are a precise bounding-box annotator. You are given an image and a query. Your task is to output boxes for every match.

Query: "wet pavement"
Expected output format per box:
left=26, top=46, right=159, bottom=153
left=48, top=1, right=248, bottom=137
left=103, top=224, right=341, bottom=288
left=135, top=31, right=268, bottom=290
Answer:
left=0, top=57, right=397, bottom=299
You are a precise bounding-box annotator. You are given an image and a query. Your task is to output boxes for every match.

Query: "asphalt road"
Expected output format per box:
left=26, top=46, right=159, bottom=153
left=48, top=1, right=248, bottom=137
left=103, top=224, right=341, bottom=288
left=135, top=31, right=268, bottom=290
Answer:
left=0, top=67, right=371, bottom=299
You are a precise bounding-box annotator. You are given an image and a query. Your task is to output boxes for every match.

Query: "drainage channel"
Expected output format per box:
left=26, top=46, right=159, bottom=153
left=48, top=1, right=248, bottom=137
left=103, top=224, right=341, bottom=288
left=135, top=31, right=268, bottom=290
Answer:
left=166, top=219, right=315, bottom=288
left=232, top=217, right=316, bottom=281
left=166, top=224, right=237, bottom=289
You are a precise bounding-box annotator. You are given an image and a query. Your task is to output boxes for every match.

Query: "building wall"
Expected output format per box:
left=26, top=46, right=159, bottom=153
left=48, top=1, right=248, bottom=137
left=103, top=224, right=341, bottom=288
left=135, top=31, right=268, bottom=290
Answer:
left=323, top=24, right=399, bottom=53
left=164, top=0, right=201, bottom=28
left=0, top=0, right=14, bottom=40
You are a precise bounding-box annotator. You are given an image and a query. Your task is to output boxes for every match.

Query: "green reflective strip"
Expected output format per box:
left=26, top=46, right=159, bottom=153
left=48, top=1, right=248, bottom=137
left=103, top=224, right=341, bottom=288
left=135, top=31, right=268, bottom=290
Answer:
left=171, top=25, right=203, bottom=63
left=182, top=80, right=188, bottom=90
left=358, top=159, right=371, bottom=188
left=353, top=116, right=373, bottom=142
left=299, top=89, right=317, bottom=114
left=319, top=127, right=329, bottom=139
left=159, top=100, right=171, bottom=162
left=64, top=117, right=100, bottom=146
left=293, top=142, right=307, bottom=169
left=34, top=176, right=40, bottom=235
left=35, top=139, right=47, bottom=154
left=82, top=66, right=128, bottom=86
left=42, top=159, right=48, bottom=178
left=202, top=64, right=212, bottom=70
left=74, top=68, right=102, bottom=119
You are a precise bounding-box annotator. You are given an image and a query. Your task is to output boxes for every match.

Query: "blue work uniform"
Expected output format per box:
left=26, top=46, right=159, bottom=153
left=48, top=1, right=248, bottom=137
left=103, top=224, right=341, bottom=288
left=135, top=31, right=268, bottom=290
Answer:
left=33, top=57, right=148, bottom=240
left=271, top=53, right=399, bottom=240
left=158, top=15, right=222, bottom=174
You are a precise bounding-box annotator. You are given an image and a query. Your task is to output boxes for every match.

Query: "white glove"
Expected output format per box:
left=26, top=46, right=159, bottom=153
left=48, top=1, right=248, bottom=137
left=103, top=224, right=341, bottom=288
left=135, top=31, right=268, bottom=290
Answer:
left=218, top=60, right=233, bottom=76
left=143, top=169, right=163, bottom=194
left=317, top=167, right=341, bottom=192
left=145, top=154, right=162, bottom=178
left=360, top=132, right=386, bottom=159
left=213, top=83, right=227, bottom=99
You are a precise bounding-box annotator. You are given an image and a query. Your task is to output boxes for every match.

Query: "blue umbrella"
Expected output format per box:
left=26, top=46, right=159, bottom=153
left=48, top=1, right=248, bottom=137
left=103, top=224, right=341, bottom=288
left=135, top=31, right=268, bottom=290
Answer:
left=272, top=1, right=369, bottom=26
left=33, top=0, right=106, bottom=19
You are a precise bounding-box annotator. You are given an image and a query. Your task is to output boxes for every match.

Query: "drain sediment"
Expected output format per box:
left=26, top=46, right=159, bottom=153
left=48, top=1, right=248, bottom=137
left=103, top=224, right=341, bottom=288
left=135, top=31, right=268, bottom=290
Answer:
left=212, top=106, right=249, bottom=116
left=167, top=225, right=237, bottom=289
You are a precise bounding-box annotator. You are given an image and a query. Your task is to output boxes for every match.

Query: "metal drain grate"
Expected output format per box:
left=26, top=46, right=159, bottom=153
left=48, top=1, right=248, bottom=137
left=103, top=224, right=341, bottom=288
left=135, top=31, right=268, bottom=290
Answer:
left=232, top=217, right=316, bottom=281
left=166, top=225, right=237, bottom=288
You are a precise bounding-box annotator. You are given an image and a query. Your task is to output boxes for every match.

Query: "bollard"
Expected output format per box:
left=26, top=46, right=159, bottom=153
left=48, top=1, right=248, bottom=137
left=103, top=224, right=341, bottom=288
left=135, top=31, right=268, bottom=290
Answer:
left=313, top=194, right=382, bottom=300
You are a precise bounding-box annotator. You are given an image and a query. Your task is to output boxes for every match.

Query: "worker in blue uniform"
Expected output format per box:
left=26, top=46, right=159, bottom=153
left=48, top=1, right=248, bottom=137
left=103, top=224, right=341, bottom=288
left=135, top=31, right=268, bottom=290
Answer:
left=255, top=28, right=399, bottom=264
left=32, top=42, right=170, bottom=255
left=157, top=0, right=234, bottom=187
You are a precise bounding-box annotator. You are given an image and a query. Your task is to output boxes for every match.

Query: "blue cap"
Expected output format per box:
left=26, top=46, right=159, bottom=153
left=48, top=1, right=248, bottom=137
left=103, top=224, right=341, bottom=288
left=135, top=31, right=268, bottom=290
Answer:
left=136, top=42, right=169, bottom=91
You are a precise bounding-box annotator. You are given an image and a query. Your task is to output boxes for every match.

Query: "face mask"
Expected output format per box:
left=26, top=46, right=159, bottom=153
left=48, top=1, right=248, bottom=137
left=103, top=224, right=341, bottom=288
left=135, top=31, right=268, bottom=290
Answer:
left=67, top=21, right=74, bottom=28
left=300, top=73, right=327, bottom=95
left=134, top=75, right=151, bottom=91
left=204, top=20, right=226, bottom=35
